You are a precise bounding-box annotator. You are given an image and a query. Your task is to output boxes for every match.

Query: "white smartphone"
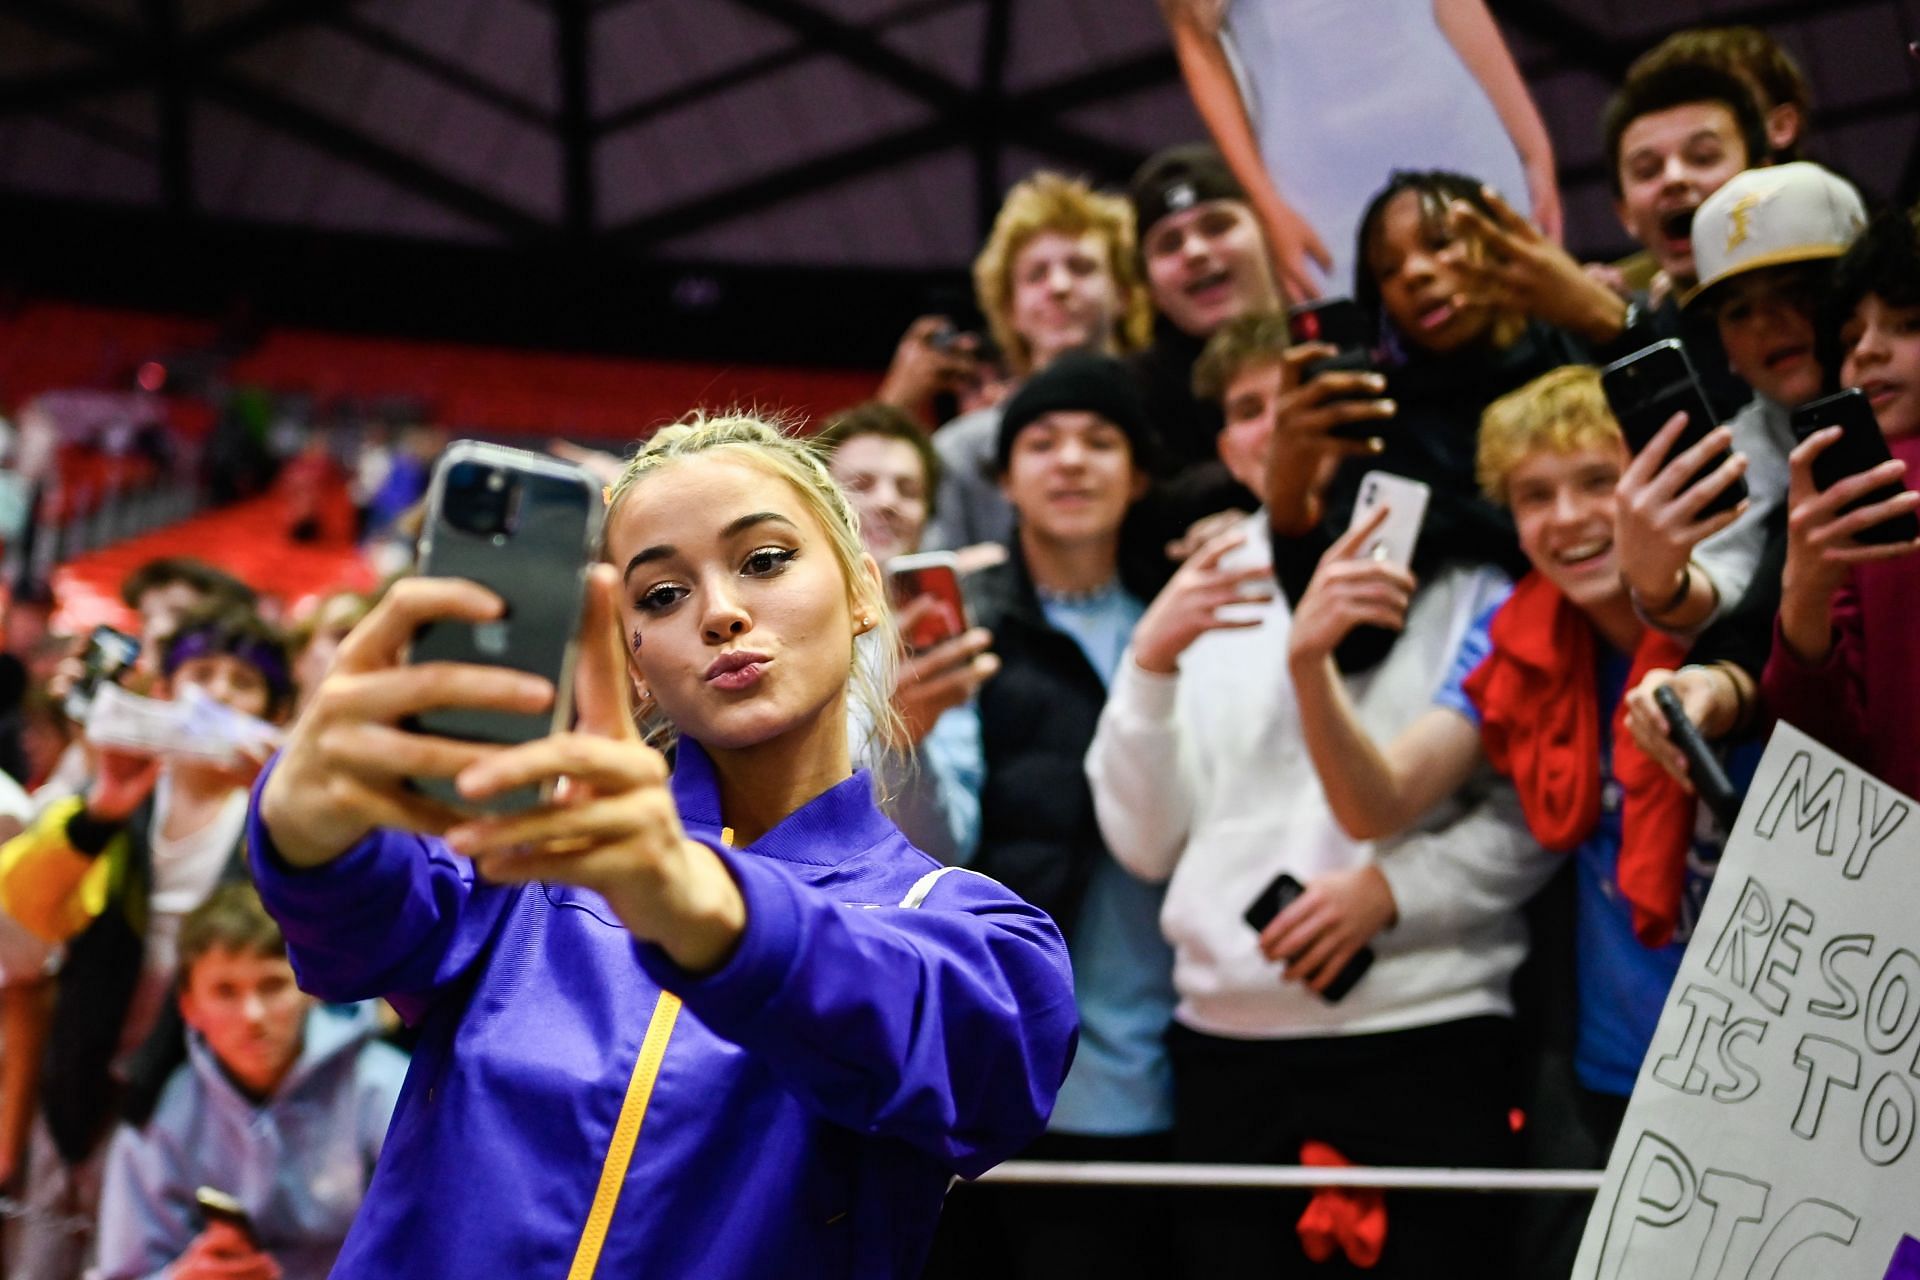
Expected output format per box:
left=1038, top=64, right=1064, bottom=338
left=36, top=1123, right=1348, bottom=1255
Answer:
left=1348, top=471, right=1431, bottom=570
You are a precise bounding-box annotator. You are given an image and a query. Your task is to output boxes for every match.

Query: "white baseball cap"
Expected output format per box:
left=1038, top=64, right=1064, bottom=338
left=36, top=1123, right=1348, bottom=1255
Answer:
left=1684, top=162, right=1867, bottom=310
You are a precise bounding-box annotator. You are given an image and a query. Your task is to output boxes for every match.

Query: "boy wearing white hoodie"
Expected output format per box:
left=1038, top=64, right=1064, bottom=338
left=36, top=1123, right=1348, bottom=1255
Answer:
left=1085, top=313, right=1555, bottom=1278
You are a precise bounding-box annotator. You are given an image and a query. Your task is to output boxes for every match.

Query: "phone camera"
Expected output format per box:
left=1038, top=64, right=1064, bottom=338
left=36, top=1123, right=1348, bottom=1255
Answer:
left=444, top=462, right=521, bottom=538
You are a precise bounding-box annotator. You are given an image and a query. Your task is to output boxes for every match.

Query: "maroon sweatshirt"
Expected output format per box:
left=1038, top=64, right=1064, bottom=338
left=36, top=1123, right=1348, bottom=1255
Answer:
left=1762, top=434, right=1920, bottom=798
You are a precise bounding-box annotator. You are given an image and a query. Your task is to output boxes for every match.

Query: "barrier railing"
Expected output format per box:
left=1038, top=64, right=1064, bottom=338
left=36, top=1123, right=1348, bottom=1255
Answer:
left=980, top=1161, right=1604, bottom=1195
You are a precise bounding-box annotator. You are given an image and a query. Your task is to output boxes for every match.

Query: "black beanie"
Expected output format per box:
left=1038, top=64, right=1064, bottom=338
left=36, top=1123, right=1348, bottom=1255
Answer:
left=1128, top=144, right=1246, bottom=246
left=995, top=350, right=1156, bottom=474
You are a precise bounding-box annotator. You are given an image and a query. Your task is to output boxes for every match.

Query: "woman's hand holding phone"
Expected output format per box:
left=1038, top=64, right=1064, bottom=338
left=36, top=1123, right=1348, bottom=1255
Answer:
left=257, top=578, right=553, bottom=869
left=1779, top=429, right=1920, bottom=664
left=1131, top=529, right=1275, bottom=676
left=1285, top=508, right=1416, bottom=670
left=443, top=567, right=746, bottom=976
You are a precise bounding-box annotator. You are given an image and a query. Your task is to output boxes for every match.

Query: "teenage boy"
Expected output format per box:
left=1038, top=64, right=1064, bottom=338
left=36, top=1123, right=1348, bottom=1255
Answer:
left=1127, top=145, right=1288, bottom=547
left=937, top=351, right=1172, bottom=1278
left=922, top=171, right=1152, bottom=553
left=1764, top=208, right=1920, bottom=796
left=1288, top=366, right=1733, bottom=1161
left=815, top=403, right=993, bottom=865
left=1614, top=162, right=1867, bottom=637
left=92, top=884, right=406, bottom=1280
left=0, top=603, right=293, bottom=1279
left=1088, top=314, right=1549, bottom=1278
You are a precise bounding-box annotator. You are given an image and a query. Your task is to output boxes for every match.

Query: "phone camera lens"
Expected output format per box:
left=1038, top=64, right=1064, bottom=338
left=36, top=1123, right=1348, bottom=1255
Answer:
left=445, top=462, right=517, bottom=537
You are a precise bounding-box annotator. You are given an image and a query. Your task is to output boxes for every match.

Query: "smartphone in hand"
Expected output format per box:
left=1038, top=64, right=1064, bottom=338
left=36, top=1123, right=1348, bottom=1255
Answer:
left=1654, top=684, right=1742, bottom=830
left=63, top=625, right=140, bottom=722
left=194, top=1186, right=258, bottom=1248
left=1348, top=472, right=1430, bottom=570
left=1242, top=871, right=1375, bottom=1003
left=406, top=442, right=602, bottom=813
left=886, top=551, right=970, bottom=653
left=1789, top=388, right=1920, bottom=546
left=1601, top=339, right=1747, bottom=519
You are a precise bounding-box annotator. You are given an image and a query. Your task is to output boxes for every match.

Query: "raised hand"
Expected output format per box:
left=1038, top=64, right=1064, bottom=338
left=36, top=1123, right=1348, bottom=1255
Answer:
left=443, top=566, right=747, bottom=975
left=1614, top=411, right=1748, bottom=621
left=1286, top=507, right=1415, bottom=668
left=1778, top=428, right=1920, bottom=663
left=1132, top=528, right=1276, bottom=675
left=257, top=578, right=553, bottom=868
left=1444, top=186, right=1625, bottom=343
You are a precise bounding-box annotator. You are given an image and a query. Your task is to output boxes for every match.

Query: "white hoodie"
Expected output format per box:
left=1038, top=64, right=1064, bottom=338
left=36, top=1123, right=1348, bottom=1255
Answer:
left=1086, top=511, right=1555, bottom=1039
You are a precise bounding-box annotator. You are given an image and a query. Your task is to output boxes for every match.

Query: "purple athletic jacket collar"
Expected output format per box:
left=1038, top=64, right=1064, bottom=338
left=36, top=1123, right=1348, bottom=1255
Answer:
left=246, top=739, right=1076, bottom=1279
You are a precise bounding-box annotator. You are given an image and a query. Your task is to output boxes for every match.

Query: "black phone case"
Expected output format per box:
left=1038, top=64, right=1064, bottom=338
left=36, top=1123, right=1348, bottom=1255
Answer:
left=408, top=443, right=601, bottom=813
left=1653, top=684, right=1741, bottom=831
left=1790, top=389, right=1920, bottom=546
left=1242, top=871, right=1375, bottom=1003
left=1600, top=340, right=1747, bottom=519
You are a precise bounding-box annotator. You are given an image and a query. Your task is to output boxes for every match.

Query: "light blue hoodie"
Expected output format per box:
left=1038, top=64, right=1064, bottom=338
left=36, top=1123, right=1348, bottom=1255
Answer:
left=91, top=1003, right=407, bottom=1280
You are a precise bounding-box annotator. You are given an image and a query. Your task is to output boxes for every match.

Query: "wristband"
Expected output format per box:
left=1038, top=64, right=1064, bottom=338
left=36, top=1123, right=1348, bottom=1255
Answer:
left=1637, top=562, right=1693, bottom=619
left=1712, top=661, right=1752, bottom=734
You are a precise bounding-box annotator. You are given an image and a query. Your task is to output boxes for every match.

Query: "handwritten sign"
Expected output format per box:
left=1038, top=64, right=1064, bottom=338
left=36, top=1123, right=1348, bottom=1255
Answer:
left=1575, top=723, right=1920, bottom=1280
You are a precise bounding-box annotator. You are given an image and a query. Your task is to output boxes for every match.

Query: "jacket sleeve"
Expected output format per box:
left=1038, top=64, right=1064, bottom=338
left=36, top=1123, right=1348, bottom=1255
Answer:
left=1760, top=581, right=1868, bottom=759
left=0, top=796, right=116, bottom=944
left=91, top=1120, right=194, bottom=1280
left=1084, top=654, right=1194, bottom=884
left=1372, top=774, right=1559, bottom=949
left=633, top=856, right=1078, bottom=1180
left=245, top=761, right=512, bottom=1021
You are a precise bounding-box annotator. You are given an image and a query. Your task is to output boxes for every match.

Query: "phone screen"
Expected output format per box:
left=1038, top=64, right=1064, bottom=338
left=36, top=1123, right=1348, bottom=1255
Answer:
left=887, top=558, right=969, bottom=653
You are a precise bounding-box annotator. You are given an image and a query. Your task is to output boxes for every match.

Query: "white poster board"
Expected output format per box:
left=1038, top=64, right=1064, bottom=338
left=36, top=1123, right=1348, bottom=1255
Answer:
left=1575, top=723, right=1920, bottom=1279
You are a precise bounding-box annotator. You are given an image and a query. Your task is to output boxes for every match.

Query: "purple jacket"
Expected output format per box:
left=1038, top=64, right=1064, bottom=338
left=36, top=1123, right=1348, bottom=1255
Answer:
left=246, top=742, right=1076, bottom=1278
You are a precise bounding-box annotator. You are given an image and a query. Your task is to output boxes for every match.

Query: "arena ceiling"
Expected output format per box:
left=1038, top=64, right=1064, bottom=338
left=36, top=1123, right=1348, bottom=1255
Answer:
left=1, top=0, right=1917, bottom=362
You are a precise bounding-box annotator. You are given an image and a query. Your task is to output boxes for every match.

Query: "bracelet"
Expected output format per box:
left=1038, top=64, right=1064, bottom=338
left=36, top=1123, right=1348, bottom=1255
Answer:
left=1640, top=563, right=1694, bottom=619
left=1712, top=661, right=1752, bottom=733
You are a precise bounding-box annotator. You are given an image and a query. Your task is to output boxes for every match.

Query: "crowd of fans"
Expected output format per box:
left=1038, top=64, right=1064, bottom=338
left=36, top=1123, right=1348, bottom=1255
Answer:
left=0, top=17, right=1912, bottom=1280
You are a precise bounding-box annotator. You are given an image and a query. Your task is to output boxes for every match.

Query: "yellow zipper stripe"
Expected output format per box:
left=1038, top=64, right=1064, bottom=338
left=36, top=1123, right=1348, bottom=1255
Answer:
left=566, top=988, right=683, bottom=1279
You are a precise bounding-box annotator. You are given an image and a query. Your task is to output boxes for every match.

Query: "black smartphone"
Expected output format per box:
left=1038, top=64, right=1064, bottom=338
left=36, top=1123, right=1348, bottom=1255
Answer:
left=1654, top=685, right=1741, bottom=831
left=1789, top=388, right=1920, bottom=546
left=1242, top=871, right=1375, bottom=1002
left=63, top=625, right=141, bottom=722
left=406, top=442, right=602, bottom=813
left=1600, top=339, right=1747, bottom=519
left=194, top=1186, right=257, bottom=1246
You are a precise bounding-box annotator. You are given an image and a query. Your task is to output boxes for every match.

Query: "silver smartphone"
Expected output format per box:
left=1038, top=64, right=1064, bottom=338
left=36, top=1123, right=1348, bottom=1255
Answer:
left=1348, top=471, right=1431, bottom=570
left=407, top=441, right=602, bottom=813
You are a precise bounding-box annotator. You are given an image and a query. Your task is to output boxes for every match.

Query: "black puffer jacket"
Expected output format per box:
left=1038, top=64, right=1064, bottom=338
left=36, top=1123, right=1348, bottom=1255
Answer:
left=968, top=555, right=1131, bottom=943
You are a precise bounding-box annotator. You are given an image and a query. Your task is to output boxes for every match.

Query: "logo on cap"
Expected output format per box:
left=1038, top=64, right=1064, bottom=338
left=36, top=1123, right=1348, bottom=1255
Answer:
left=1165, top=181, right=1197, bottom=212
left=1725, top=188, right=1778, bottom=254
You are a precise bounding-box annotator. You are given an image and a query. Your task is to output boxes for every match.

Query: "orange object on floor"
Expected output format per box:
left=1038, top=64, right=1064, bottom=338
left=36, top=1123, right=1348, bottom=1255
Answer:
left=1295, top=1140, right=1387, bottom=1269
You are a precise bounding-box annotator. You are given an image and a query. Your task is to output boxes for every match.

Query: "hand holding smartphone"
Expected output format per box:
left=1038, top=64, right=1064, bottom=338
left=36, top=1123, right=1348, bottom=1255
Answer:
left=406, top=443, right=602, bottom=813
left=1242, top=871, right=1375, bottom=1002
left=1346, top=471, right=1430, bottom=569
left=1789, top=388, right=1920, bottom=546
left=886, top=552, right=970, bottom=653
left=1653, top=684, right=1742, bottom=830
left=1290, top=298, right=1389, bottom=442
left=1601, top=340, right=1747, bottom=519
